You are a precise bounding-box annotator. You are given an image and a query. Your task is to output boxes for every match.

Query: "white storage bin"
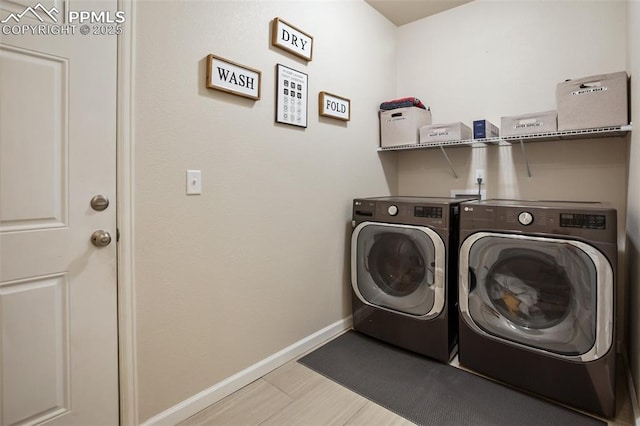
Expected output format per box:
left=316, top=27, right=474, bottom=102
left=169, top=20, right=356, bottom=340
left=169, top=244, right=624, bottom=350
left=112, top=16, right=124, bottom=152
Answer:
left=420, top=122, right=472, bottom=143
left=380, top=107, right=432, bottom=147
left=501, top=110, right=557, bottom=137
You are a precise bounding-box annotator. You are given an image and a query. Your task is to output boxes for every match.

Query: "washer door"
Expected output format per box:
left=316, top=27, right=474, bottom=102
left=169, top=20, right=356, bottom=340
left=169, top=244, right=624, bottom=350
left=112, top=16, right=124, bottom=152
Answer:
left=351, top=222, right=446, bottom=318
left=459, top=232, right=614, bottom=361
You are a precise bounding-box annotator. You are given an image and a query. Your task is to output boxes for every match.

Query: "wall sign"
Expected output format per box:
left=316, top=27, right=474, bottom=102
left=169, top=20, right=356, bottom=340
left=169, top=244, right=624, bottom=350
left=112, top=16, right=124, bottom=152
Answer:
left=271, top=18, right=313, bottom=62
left=275, top=64, right=308, bottom=128
left=319, top=92, right=350, bottom=121
left=206, top=54, right=261, bottom=100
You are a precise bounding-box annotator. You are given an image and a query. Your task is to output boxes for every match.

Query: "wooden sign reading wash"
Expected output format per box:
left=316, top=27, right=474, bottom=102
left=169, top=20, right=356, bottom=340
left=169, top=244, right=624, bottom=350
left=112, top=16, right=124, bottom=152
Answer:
left=271, top=18, right=313, bottom=61
left=206, top=54, right=261, bottom=100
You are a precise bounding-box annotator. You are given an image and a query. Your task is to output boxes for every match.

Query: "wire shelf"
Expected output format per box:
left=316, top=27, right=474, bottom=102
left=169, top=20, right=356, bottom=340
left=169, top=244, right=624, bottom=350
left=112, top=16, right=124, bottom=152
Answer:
left=377, top=125, right=631, bottom=152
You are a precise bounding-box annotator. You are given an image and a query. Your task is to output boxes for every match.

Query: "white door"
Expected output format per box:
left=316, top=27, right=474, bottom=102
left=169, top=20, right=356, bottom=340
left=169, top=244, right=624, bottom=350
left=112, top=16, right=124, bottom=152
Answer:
left=0, top=0, right=119, bottom=424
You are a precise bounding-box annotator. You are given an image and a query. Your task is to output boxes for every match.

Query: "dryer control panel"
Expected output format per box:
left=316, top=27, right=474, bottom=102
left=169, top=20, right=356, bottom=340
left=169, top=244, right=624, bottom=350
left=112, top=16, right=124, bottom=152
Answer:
left=560, top=213, right=606, bottom=230
left=351, top=197, right=462, bottom=228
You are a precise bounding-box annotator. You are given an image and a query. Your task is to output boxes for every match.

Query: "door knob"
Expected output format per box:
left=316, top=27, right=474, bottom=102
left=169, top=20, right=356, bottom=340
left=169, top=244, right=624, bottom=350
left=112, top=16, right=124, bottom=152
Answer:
left=90, top=195, right=110, bottom=211
left=90, top=230, right=112, bottom=247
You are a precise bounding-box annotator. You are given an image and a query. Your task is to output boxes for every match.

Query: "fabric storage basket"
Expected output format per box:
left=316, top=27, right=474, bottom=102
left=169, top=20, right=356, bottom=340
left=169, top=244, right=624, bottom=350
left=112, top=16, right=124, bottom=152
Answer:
left=420, top=122, right=472, bottom=143
left=556, top=71, right=629, bottom=131
left=501, top=111, right=557, bottom=137
left=380, top=107, right=432, bottom=147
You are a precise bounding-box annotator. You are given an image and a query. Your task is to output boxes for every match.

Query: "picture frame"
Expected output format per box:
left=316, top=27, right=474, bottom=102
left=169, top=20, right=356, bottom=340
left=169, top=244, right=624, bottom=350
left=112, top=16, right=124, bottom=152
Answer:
left=275, top=64, right=308, bottom=128
left=206, top=54, right=261, bottom=100
left=271, top=17, right=313, bottom=62
left=319, top=91, right=351, bottom=121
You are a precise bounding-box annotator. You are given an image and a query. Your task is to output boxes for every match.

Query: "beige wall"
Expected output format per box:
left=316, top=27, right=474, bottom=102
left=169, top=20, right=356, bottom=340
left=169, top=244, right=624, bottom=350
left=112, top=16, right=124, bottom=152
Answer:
left=626, top=0, right=640, bottom=417
left=395, top=0, right=630, bottom=349
left=133, top=1, right=397, bottom=421
left=131, top=0, right=638, bottom=422
left=395, top=0, right=627, bottom=201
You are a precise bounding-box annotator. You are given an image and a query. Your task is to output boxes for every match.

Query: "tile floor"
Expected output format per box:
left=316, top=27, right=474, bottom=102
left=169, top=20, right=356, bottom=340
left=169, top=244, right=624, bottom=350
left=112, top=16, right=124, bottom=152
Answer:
left=179, top=338, right=636, bottom=426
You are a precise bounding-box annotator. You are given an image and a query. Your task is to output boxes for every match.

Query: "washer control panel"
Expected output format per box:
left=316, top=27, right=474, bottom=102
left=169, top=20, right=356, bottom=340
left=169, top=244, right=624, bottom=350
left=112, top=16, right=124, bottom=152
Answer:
left=415, top=206, right=443, bottom=218
left=517, top=211, right=534, bottom=226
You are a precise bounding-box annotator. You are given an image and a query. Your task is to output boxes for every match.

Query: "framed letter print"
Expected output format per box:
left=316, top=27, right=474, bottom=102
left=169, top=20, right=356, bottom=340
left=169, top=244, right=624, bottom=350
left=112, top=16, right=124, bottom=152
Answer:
left=276, top=64, right=308, bottom=128
left=319, top=92, right=350, bottom=121
left=206, top=54, right=261, bottom=100
left=271, top=18, right=313, bottom=62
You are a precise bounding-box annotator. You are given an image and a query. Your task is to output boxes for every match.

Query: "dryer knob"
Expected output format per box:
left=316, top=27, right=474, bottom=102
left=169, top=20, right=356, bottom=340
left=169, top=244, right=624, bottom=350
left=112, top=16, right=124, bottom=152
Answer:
left=518, top=211, right=534, bottom=226
left=388, top=205, right=399, bottom=216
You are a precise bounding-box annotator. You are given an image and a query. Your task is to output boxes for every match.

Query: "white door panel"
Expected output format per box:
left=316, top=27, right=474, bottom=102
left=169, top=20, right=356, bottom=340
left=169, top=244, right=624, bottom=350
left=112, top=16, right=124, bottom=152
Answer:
left=0, top=0, right=118, bottom=424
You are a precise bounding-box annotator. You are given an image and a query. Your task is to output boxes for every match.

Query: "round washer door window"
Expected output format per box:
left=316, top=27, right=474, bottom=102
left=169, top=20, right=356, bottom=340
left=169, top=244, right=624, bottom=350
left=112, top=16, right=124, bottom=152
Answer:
left=368, top=233, right=426, bottom=297
left=352, top=223, right=445, bottom=317
left=486, top=248, right=573, bottom=329
left=463, top=235, right=602, bottom=356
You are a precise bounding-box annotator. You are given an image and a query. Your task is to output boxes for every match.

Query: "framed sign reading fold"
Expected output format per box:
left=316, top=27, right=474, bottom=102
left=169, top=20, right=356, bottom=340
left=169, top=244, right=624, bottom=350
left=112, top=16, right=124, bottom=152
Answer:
left=319, top=92, right=350, bottom=121
left=206, top=54, right=261, bottom=100
left=275, top=64, right=308, bottom=128
left=271, top=18, right=313, bottom=62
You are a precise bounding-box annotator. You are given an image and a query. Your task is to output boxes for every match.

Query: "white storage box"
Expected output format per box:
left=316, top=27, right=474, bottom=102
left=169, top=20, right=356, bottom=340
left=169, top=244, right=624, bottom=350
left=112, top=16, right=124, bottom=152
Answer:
left=501, top=110, right=557, bottom=137
left=556, top=71, right=629, bottom=131
left=380, top=107, right=432, bottom=147
left=473, top=120, right=499, bottom=139
left=420, top=122, right=472, bottom=143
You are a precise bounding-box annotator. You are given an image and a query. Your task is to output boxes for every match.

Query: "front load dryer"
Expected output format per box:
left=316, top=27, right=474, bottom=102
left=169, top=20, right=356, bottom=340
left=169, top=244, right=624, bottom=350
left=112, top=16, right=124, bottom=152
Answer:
left=351, top=196, right=469, bottom=362
left=458, top=199, right=617, bottom=417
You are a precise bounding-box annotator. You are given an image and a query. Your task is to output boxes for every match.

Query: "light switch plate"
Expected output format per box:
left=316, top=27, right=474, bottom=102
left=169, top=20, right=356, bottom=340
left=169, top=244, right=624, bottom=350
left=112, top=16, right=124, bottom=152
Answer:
left=186, top=170, right=202, bottom=195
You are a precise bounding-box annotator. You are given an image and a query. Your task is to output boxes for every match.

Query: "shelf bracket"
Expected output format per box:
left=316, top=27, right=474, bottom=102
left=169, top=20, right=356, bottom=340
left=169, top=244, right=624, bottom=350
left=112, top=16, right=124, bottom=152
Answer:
left=439, top=146, right=458, bottom=179
left=519, top=139, right=532, bottom=178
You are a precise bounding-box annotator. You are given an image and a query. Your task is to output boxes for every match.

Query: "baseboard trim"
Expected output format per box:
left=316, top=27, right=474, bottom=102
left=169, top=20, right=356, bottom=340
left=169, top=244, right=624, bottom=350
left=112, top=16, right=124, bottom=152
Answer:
left=140, top=317, right=353, bottom=426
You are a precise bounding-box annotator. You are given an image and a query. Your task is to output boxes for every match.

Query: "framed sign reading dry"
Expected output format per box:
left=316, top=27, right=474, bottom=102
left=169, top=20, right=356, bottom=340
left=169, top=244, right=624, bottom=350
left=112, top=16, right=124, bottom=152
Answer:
left=271, top=18, right=313, bottom=62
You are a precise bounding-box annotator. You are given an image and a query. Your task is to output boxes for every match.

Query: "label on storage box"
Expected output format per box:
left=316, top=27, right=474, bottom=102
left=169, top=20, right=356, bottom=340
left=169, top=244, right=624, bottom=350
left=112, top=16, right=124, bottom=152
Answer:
left=572, top=86, right=607, bottom=96
left=429, top=130, right=451, bottom=137
left=514, top=119, right=543, bottom=130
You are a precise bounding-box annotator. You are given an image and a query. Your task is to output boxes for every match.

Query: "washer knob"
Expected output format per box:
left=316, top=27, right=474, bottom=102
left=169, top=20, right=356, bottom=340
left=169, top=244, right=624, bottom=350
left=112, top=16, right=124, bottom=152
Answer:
left=387, top=205, right=399, bottom=216
left=518, top=211, right=534, bottom=226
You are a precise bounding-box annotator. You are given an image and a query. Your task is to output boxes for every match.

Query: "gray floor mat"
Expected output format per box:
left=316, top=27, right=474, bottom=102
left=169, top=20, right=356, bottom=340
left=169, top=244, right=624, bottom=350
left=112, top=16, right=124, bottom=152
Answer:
left=298, top=331, right=605, bottom=426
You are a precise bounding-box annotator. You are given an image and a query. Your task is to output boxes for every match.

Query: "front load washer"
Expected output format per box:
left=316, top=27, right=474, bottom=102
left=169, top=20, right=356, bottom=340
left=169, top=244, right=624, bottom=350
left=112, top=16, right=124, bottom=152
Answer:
left=351, top=196, right=470, bottom=362
left=458, top=199, right=617, bottom=417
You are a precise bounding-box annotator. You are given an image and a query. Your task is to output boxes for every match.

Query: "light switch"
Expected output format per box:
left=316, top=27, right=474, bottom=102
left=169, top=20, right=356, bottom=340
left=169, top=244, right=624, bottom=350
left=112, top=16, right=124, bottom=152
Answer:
left=186, top=170, right=202, bottom=195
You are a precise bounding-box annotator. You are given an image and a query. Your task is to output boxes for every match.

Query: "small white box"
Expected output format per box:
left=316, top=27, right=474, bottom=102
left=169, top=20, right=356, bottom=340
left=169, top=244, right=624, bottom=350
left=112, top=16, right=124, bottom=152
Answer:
left=500, top=110, right=557, bottom=137
left=556, top=71, right=629, bottom=131
left=380, top=107, right=432, bottom=147
left=420, top=122, right=472, bottom=143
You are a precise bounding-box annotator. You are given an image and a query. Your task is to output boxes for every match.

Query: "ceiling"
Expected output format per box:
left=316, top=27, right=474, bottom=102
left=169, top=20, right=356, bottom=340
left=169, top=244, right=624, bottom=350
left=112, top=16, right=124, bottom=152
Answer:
left=364, top=0, right=473, bottom=26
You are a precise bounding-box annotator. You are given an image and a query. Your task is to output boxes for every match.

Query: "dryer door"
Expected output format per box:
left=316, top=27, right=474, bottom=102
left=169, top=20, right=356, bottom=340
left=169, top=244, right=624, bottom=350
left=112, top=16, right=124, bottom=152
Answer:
left=351, top=222, right=446, bottom=318
left=459, top=232, right=614, bottom=361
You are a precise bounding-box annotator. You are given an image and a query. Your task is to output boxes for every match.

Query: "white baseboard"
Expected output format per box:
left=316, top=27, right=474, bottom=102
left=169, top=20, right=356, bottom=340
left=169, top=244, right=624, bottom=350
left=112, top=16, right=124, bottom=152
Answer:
left=140, top=317, right=353, bottom=426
